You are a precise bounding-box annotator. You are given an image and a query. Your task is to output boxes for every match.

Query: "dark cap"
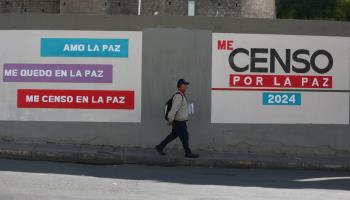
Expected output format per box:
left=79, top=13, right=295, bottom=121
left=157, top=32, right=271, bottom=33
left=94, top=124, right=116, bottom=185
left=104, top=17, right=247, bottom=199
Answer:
left=177, top=79, right=190, bottom=88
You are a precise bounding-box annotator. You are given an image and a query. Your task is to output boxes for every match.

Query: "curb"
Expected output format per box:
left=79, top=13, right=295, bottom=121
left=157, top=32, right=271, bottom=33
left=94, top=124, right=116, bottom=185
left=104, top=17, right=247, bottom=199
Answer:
left=0, top=142, right=349, bottom=171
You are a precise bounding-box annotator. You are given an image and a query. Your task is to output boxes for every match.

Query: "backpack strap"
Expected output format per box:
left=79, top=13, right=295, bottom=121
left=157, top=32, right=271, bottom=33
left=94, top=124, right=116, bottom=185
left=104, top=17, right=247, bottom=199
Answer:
left=173, top=92, right=184, bottom=104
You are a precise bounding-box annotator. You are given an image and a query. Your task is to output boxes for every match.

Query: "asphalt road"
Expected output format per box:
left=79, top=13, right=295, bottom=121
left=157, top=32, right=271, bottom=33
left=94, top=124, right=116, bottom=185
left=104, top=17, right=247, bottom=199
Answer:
left=0, top=159, right=349, bottom=200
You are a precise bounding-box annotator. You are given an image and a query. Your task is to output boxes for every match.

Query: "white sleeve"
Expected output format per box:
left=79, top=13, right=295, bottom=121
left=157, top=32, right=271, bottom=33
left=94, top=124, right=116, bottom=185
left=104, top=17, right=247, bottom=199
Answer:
left=167, top=94, right=182, bottom=122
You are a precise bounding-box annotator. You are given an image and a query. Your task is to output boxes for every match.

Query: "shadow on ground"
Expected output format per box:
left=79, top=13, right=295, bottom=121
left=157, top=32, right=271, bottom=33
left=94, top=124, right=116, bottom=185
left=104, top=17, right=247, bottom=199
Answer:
left=0, top=158, right=349, bottom=191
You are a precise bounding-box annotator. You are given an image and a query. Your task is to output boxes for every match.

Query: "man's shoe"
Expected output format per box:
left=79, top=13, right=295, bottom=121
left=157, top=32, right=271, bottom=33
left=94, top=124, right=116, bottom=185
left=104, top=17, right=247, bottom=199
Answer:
left=155, top=145, right=166, bottom=156
left=185, top=153, right=199, bottom=158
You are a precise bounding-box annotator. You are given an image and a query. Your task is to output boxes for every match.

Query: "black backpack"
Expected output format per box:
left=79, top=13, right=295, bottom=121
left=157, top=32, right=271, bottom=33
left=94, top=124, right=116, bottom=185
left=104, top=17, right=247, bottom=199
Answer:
left=164, top=92, right=183, bottom=120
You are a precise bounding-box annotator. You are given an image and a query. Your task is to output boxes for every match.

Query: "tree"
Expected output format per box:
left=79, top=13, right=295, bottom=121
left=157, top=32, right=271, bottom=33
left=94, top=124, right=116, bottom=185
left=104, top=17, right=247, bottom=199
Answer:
left=277, top=0, right=350, bottom=21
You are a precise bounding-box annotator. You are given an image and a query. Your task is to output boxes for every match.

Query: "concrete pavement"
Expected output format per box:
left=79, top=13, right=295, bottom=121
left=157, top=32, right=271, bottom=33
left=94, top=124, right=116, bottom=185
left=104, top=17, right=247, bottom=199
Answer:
left=1, top=142, right=350, bottom=171
left=0, top=159, right=350, bottom=200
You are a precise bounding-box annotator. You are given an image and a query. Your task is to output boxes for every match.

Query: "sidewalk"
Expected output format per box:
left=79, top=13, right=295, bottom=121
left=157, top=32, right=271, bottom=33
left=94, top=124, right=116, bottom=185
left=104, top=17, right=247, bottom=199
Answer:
left=0, top=141, right=349, bottom=171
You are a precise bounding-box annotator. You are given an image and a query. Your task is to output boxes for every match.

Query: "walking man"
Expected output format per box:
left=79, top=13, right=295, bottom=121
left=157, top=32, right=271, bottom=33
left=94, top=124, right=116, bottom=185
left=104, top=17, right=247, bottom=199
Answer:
left=155, top=79, right=199, bottom=158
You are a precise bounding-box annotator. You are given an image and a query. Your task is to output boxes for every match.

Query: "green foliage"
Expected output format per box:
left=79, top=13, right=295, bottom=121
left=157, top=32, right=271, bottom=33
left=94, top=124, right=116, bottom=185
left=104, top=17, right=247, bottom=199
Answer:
left=277, top=0, right=350, bottom=21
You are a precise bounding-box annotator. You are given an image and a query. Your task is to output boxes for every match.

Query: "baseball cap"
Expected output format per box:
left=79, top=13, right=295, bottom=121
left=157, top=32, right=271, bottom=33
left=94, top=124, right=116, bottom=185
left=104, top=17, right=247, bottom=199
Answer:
left=177, top=79, right=190, bottom=88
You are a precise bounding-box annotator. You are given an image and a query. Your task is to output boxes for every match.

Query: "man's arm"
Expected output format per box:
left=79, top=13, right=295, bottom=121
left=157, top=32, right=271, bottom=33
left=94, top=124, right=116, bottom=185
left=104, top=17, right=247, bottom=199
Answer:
left=167, top=94, right=182, bottom=123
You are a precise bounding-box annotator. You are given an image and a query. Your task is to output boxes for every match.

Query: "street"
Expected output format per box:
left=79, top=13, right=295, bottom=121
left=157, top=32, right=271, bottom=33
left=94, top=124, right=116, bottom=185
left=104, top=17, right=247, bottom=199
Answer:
left=0, top=159, right=349, bottom=200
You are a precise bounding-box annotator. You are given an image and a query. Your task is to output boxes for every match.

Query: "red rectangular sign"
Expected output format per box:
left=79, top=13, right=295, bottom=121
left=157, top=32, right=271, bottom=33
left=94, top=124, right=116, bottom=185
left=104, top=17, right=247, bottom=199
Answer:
left=17, top=89, right=134, bottom=109
left=229, top=74, right=332, bottom=89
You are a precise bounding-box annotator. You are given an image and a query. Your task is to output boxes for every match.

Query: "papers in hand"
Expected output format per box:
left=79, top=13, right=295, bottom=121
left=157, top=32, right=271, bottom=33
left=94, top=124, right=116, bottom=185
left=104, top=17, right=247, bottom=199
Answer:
left=188, top=103, right=194, bottom=115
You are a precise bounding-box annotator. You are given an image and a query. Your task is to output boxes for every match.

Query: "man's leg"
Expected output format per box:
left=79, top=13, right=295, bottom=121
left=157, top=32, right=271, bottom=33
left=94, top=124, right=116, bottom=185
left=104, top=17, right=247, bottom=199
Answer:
left=157, top=124, right=178, bottom=150
left=176, top=121, right=192, bottom=155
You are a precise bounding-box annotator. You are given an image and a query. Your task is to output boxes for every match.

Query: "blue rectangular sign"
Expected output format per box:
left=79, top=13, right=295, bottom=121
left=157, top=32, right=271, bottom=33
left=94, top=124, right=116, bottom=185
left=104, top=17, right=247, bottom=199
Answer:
left=41, top=38, right=128, bottom=58
left=263, top=92, right=301, bottom=106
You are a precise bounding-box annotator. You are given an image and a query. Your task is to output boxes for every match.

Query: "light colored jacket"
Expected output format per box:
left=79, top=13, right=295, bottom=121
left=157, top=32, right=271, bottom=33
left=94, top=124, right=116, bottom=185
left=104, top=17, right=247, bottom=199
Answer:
left=168, top=91, right=189, bottom=122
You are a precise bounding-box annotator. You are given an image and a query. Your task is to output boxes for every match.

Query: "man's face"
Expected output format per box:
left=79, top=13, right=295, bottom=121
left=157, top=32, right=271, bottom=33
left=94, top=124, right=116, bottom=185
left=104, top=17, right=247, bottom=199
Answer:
left=179, top=84, right=188, bottom=93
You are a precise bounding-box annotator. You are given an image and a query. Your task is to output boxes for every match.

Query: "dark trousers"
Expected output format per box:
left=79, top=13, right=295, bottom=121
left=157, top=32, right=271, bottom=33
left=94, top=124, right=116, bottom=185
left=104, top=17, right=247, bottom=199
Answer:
left=158, top=120, right=191, bottom=154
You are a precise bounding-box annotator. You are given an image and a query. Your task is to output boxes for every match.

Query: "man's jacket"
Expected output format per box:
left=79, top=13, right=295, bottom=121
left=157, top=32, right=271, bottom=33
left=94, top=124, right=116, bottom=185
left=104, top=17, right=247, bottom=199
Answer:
left=167, top=91, right=189, bottom=122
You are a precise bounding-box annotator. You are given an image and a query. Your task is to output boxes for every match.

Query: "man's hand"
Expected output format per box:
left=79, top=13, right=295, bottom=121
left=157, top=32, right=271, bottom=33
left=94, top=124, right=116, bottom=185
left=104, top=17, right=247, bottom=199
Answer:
left=166, top=120, right=172, bottom=126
